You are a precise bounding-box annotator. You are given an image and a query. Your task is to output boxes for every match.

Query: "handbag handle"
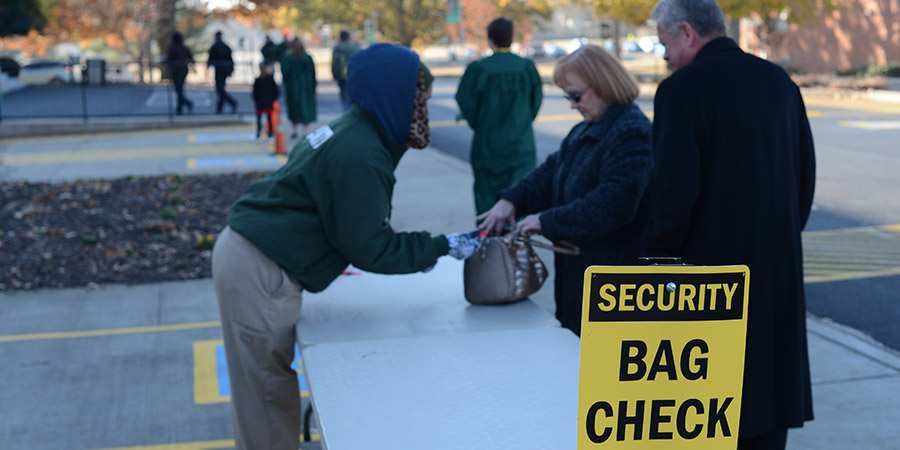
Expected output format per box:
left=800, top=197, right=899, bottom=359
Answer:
left=519, top=237, right=581, bottom=256
left=492, top=230, right=582, bottom=256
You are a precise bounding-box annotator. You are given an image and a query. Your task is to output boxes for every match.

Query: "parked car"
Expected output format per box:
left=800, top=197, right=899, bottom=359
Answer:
left=0, top=57, right=21, bottom=77
left=525, top=41, right=567, bottom=60
left=622, top=41, right=642, bottom=53
left=18, top=61, right=75, bottom=85
left=566, top=37, right=588, bottom=54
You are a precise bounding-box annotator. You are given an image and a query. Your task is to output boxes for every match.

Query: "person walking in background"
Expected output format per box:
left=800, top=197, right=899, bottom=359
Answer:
left=274, top=28, right=291, bottom=63
left=332, top=29, right=359, bottom=112
left=477, top=44, right=652, bottom=335
left=455, top=16, right=543, bottom=215
left=261, top=35, right=278, bottom=67
left=166, top=31, right=194, bottom=115
left=645, top=1, right=816, bottom=448
left=252, top=62, right=279, bottom=140
left=208, top=30, right=237, bottom=114
left=212, top=43, right=482, bottom=450
left=280, top=37, right=317, bottom=138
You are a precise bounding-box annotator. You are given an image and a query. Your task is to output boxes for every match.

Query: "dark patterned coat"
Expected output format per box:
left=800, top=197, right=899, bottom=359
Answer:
left=500, top=103, right=653, bottom=334
left=645, top=37, right=816, bottom=438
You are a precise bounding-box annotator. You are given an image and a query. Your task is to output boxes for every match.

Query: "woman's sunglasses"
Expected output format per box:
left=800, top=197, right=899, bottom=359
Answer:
left=564, top=89, right=588, bottom=103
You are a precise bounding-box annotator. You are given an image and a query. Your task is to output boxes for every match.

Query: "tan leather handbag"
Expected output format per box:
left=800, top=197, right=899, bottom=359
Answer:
left=463, top=232, right=580, bottom=305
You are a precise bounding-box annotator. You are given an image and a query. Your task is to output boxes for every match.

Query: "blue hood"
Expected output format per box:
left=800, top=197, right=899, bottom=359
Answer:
left=346, top=43, right=421, bottom=148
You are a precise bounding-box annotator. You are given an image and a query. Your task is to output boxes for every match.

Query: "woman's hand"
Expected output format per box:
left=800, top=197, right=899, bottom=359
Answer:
left=516, top=214, right=542, bottom=237
left=476, top=199, right=516, bottom=236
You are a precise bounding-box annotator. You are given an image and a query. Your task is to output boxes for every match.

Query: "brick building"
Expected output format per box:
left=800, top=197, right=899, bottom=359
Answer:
left=740, top=0, right=899, bottom=73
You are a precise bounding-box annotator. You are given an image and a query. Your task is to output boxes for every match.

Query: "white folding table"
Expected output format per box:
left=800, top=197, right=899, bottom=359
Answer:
left=295, top=258, right=560, bottom=348
left=301, top=327, right=581, bottom=450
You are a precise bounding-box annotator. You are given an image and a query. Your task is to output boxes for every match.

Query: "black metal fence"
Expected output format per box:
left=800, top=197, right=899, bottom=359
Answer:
left=0, top=60, right=275, bottom=122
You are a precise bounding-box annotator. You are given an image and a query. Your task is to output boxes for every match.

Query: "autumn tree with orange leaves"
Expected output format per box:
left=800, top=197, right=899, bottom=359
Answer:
left=2, top=0, right=555, bottom=74
left=234, top=0, right=550, bottom=49
left=455, top=0, right=552, bottom=53
left=0, top=0, right=201, bottom=83
left=588, top=0, right=838, bottom=49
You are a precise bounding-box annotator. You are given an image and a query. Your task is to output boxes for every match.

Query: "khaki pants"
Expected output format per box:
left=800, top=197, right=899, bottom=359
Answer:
left=212, top=226, right=303, bottom=450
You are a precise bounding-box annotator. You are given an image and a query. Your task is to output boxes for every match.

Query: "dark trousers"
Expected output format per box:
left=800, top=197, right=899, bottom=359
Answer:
left=256, top=109, right=274, bottom=137
left=173, top=75, right=192, bottom=114
left=337, top=81, right=351, bottom=112
left=738, top=427, right=788, bottom=450
left=215, top=72, right=236, bottom=113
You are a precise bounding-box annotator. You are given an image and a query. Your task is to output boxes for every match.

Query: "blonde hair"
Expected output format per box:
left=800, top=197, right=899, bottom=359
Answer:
left=553, top=44, right=639, bottom=106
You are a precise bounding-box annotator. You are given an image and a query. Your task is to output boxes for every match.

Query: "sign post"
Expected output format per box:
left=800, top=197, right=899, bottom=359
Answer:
left=577, top=265, right=750, bottom=449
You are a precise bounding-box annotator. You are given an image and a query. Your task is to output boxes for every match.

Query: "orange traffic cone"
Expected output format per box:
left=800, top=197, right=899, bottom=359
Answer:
left=272, top=101, right=287, bottom=155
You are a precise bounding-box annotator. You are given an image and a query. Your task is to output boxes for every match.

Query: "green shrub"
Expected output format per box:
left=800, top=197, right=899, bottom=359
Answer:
left=864, top=63, right=900, bottom=78
left=159, top=208, right=177, bottom=220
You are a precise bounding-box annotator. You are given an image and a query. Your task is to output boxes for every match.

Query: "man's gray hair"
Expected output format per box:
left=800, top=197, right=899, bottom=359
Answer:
left=651, top=0, right=726, bottom=38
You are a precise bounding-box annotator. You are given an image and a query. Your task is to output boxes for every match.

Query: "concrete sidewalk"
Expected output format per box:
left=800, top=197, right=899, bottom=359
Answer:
left=1, top=145, right=899, bottom=449
left=397, top=147, right=900, bottom=450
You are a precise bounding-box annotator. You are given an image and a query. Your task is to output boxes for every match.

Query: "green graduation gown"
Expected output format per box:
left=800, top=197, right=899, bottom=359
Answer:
left=281, top=52, right=317, bottom=125
left=455, top=51, right=543, bottom=214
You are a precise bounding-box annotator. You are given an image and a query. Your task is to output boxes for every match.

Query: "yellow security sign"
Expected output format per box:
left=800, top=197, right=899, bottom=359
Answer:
left=577, top=265, right=750, bottom=449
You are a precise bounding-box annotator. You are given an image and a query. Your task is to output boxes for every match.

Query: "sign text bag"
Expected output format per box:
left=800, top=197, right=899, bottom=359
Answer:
left=577, top=265, right=750, bottom=449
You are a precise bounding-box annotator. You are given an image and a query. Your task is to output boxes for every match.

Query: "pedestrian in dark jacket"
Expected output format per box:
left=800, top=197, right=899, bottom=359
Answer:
left=207, top=30, right=237, bottom=114
left=646, top=0, right=816, bottom=448
left=212, top=43, right=482, bottom=450
left=274, top=28, right=290, bottom=62
left=252, top=62, right=279, bottom=139
left=261, top=36, right=278, bottom=66
left=478, top=44, right=653, bottom=334
left=166, top=31, right=193, bottom=115
left=331, top=29, right=359, bottom=112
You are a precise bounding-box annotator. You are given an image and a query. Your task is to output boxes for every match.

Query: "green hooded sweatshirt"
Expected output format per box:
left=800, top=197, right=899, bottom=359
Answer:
left=228, top=44, right=448, bottom=293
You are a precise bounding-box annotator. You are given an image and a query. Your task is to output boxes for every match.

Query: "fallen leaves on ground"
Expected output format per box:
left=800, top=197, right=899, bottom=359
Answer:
left=0, top=172, right=267, bottom=291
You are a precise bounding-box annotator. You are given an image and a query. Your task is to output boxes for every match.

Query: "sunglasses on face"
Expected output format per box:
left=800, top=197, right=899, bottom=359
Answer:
left=564, top=89, right=588, bottom=103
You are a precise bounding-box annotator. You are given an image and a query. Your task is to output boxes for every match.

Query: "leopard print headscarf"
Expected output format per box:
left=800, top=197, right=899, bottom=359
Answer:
left=406, top=67, right=432, bottom=149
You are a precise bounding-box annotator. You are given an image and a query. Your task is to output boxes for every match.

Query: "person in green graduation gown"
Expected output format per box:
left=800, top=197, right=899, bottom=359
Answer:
left=455, top=16, right=543, bottom=215
left=280, top=37, right=317, bottom=138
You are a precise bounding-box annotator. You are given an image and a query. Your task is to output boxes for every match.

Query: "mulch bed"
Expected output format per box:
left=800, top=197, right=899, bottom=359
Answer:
left=0, top=172, right=267, bottom=291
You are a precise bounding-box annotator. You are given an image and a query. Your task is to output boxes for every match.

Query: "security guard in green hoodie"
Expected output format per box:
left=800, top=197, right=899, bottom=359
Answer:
left=212, top=43, right=482, bottom=450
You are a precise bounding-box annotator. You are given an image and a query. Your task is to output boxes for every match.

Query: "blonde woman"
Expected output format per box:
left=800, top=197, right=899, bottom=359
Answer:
left=478, top=44, right=652, bottom=334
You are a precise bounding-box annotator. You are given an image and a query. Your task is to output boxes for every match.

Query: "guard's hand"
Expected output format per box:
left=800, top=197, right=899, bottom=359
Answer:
left=476, top=199, right=516, bottom=236
left=447, top=232, right=483, bottom=260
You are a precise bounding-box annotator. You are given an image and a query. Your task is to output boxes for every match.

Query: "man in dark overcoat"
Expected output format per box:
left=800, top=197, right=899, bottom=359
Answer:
left=645, top=1, right=816, bottom=449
